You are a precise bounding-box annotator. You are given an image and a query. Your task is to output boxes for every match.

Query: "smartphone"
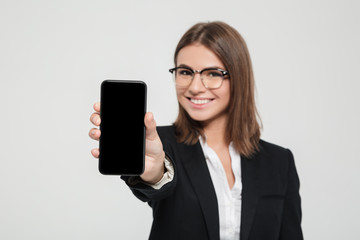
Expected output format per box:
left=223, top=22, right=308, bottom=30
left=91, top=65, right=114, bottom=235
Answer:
left=99, top=80, right=146, bottom=175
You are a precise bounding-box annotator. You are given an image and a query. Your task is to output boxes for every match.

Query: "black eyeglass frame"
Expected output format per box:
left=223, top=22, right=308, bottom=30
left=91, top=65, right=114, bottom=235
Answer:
left=169, top=66, right=229, bottom=89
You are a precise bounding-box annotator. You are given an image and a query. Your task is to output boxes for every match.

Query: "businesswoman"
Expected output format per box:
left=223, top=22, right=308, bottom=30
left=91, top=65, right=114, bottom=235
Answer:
left=89, top=21, right=303, bottom=240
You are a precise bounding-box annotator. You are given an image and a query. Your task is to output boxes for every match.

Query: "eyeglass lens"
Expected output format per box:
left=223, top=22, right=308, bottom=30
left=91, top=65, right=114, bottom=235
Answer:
left=173, top=68, right=224, bottom=89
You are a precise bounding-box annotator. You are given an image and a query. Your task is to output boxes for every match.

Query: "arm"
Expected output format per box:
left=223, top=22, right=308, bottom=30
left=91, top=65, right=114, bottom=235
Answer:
left=121, top=152, right=177, bottom=202
left=280, top=150, right=304, bottom=240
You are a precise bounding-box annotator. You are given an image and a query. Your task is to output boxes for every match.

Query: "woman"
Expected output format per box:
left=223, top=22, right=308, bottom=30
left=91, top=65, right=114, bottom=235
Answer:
left=89, top=21, right=303, bottom=240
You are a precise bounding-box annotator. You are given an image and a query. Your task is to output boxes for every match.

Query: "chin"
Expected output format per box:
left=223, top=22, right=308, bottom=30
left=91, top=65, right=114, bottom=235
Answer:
left=186, top=111, right=212, bottom=122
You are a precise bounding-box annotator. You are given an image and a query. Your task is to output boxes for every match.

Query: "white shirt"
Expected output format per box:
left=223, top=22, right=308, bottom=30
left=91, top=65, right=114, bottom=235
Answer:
left=199, top=137, right=242, bottom=240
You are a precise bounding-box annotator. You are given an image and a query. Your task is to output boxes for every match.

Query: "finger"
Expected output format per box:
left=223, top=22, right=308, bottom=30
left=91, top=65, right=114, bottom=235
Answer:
left=93, top=102, right=100, bottom=113
left=90, top=112, right=101, bottom=126
left=144, top=112, right=159, bottom=141
left=91, top=148, right=100, bottom=158
left=89, top=128, right=101, bottom=140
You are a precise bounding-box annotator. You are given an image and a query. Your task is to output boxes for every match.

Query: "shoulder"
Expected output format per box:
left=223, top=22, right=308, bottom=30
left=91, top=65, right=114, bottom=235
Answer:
left=156, top=125, right=179, bottom=155
left=156, top=125, right=175, bottom=134
left=250, top=139, right=295, bottom=170
left=156, top=125, right=177, bottom=142
left=258, top=139, right=291, bottom=157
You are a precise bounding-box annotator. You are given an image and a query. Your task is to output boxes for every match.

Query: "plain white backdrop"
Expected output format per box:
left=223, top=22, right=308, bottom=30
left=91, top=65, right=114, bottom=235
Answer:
left=1, top=0, right=359, bottom=239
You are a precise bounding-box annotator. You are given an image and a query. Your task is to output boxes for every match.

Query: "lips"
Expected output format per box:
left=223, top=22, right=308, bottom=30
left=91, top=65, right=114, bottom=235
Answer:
left=188, top=97, right=214, bottom=105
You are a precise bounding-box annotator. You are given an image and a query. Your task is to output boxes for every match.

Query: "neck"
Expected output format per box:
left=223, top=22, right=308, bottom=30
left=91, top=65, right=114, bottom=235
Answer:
left=202, top=114, right=228, bottom=148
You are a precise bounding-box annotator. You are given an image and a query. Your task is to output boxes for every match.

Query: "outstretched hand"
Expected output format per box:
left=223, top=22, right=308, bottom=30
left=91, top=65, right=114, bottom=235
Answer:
left=89, top=102, right=165, bottom=184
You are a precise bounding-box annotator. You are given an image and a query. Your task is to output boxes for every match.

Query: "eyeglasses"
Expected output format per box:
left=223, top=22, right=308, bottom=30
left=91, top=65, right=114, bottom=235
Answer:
left=169, top=66, right=229, bottom=89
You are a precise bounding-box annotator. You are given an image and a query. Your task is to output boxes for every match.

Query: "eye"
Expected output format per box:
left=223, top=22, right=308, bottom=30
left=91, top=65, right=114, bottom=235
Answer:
left=177, top=68, right=193, bottom=76
left=206, top=70, right=223, bottom=78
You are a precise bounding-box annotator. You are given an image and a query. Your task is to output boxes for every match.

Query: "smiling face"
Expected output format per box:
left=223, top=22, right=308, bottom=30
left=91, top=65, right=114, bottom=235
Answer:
left=175, top=43, right=231, bottom=126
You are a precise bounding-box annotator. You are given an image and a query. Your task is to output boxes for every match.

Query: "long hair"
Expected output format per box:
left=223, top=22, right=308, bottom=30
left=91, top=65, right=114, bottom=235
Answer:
left=173, top=21, right=261, bottom=158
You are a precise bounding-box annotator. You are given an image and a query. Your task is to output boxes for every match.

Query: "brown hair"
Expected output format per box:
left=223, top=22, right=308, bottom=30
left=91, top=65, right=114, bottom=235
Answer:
left=173, top=21, right=262, bottom=158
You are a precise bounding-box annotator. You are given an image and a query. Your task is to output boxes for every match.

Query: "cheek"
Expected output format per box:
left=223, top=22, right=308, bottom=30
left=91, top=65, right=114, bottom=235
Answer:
left=176, top=87, right=186, bottom=102
left=217, top=83, right=231, bottom=106
left=225, top=88, right=231, bottom=104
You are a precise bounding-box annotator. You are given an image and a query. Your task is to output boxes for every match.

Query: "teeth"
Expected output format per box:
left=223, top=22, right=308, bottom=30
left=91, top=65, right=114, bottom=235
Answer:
left=190, top=98, right=211, bottom=104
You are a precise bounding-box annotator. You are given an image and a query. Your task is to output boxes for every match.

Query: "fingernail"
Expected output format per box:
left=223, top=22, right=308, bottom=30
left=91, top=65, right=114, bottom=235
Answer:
left=96, top=118, right=100, bottom=125
left=92, top=129, right=97, bottom=135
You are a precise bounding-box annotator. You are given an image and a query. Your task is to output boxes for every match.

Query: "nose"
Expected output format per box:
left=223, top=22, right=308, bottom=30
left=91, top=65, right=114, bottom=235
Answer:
left=188, top=73, right=206, bottom=94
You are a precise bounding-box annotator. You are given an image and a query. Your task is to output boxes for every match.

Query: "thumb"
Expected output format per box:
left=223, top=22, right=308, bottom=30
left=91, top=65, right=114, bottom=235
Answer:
left=144, top=112, right=158, bottom=141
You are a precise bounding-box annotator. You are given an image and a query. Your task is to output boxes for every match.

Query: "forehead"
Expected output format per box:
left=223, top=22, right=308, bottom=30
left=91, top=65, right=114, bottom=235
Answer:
left=176, top=44, right=225, bottom=69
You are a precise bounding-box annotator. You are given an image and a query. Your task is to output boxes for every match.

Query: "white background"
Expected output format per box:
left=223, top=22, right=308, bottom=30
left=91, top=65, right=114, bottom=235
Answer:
left=1, top=0, right=359, bottom=239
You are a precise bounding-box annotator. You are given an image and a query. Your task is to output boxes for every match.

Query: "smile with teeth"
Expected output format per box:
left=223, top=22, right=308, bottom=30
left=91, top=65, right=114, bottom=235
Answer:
left=189, top=98, right=213, bottom=105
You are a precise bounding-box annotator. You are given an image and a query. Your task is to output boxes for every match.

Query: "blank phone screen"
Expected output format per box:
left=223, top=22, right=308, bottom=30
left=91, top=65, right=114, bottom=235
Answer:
left=99, top=80, right=146, bottom=175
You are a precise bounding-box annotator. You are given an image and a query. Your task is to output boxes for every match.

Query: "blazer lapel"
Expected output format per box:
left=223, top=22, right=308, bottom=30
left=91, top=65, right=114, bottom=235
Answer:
left=240, top=154, right=260, bottom=240
left=181, top=142, right=220, bottom=240
left=181, top=140, right=261, bottom=240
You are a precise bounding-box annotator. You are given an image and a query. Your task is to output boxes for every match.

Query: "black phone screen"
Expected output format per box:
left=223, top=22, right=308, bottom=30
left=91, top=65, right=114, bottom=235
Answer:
left=99, top=80, right=146, bottom=175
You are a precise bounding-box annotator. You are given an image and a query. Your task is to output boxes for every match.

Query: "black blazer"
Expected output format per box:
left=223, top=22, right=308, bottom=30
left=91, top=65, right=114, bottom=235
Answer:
left=122, top=126, right=303, bottom=240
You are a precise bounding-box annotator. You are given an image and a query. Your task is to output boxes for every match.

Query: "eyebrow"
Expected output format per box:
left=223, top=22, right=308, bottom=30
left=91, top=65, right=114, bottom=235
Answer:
left=177, top=64, right=225, bottom=70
